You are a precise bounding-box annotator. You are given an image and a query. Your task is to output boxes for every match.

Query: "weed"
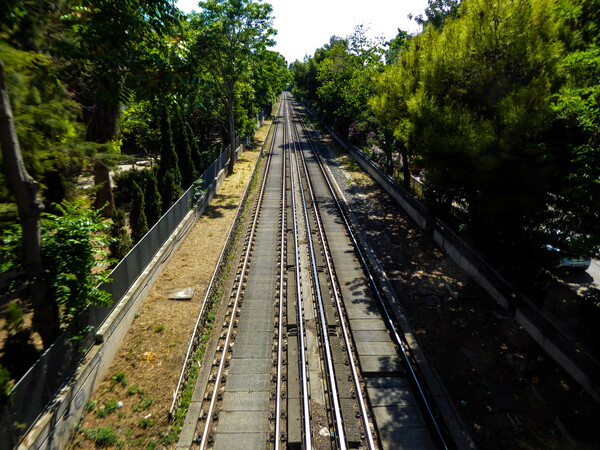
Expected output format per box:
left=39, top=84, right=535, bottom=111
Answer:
left=147, top=439, right=158, bottom=449
left=95, top=399, right=119, bottom=418
left=134, top=397, right=153, bottom=412
left=138, top=417, right=154, bottom=428
left=111, top=370, right=127, bottom=386
left=85, top=426, right=119, bottom=446
left=207, top=311, right=215, bottom=323
left=127, top=385, right=138, bottom=395
left=154, top=324, right=165, bottom=333
left=86, top=399, right=97, bottom=411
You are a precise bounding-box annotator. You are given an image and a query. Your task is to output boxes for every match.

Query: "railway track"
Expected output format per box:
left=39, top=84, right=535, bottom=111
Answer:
left=179, top=93, right=457, bottom=449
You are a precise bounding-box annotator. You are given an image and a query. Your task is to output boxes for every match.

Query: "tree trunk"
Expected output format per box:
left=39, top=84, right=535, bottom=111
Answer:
left=80, top=85, right=119, bottom=214
left=401, top=152, right=411, bottom=189
left=0, top=59, right=60, bottom=348
left=93, top=160, right=115, bottom=219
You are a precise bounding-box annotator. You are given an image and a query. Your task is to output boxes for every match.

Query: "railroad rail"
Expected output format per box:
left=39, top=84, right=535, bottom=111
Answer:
left=179, top=92, right=457, bottom=449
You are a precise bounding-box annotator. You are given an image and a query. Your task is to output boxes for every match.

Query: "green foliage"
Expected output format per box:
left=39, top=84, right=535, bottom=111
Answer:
left=84, top=426, right=119, bottom=446
left=111, top=370, right=127, bottom=386
left=40, top=200, right=113, bottom=322
left=172, top=103, right=196, bottom=188
left=130, top=181, right=148, bottom=244
left=154, top=324, right=164, bottom=333
left=410, top=0, right=462, bottom=29
left=109, top=209, right=132, bottom=261
left=119, top=101, right=160, bottom=157
left=143, top=169, right=162, bottom=227
left=4, top=303, right=24, bottom=333
left=0, top=42, right=85, bottom=205
left=157, top=101, right=182, bottom=205
left=368, top=0, right=600, bottom=281
left=159, top=169, right=181, bottom=214
left=293, top=26, right=382, bottom=135
left=0, top=364, right=10, bottom=403
left=94, top=399, right=119, bottom=418
left=1, top=200, right=113, bottom=325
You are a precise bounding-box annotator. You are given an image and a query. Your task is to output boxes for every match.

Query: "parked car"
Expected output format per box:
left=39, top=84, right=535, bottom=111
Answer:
left=545, top=243, right=592, bottom=271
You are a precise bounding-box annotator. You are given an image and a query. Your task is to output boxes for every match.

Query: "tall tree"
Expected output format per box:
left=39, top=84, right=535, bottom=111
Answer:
left=191, top=0, right=276, bottom=174
left=0, top=59, right=60, bottom=347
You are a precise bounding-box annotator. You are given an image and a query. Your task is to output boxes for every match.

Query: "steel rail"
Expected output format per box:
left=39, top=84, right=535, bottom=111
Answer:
left=289, top=108, right=349, bottom=449
left=297, top=102, right=452, bottom=450
left=291, top=103, right=377, bottom=450
left=274, top=96, right=287, bottom=450
left=286, top=96, right=313, bottom=450
left=197, top=100, right=281, bottom=450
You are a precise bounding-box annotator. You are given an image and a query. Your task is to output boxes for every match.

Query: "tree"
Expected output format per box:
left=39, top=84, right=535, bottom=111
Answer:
left=191, top=0, right=276, bottom=174
left=157, top=102, right=182, bottom=211
left=143, top=169, right=162, bottom=227
left=172, top=103, right=196, bottom=188
left=0, top=58, right=60, bottom=347
left=109, top=209, right=132, bottom=261
left=129, top=181, right=148, bottom=244
left=373, top=0, right=600, bottom=281
left=410, top=0, right=461, bottom=29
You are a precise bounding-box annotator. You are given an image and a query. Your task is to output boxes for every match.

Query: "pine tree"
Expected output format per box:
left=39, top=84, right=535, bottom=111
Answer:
left=109, top=209, right=132, bottom=260
left=129, top=181, right=148, bottom=244
left=144, top=169, right=162, bottom=227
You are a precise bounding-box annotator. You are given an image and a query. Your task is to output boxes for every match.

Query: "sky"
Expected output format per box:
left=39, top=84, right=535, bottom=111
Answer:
left=176, top=0, right=429, bottom=63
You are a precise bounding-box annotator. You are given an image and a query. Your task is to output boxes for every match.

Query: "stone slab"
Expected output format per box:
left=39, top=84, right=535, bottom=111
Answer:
left=225, top=372, right=269, bottom=391
left=168, top=288, right=196, bottom=300
left=228, top=358, right=271, bottom=374
left=221, top=391, right=269, bottom=411
left=232, top=342, right=272, bottom=359
left=349, top=318, right=388, bottom=331
left=359, top=355, right=403, bottom=375
left=352, top=330, right=391, bottom=342
left=355, top=340, right=397, bottom=356
left=213, top=432, right=268, bottom=450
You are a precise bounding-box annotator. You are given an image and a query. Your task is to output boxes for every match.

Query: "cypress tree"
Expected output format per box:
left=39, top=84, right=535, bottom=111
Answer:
left=130, top=181, right=148, bottom=244
left=160, top=169, right=180, bottom=214
left=144, top=169, right=162, bottom=227
left=186, top=120, right=203, bottom=176
left=157, top=101, right=182, bottom=192
left=109, top=209, right=133, bottom=260
left=172, top=103, right=196, bottom=188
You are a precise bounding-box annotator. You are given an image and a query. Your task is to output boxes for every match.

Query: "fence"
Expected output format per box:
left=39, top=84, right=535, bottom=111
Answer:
left=0, top=137, right=248, bottom=448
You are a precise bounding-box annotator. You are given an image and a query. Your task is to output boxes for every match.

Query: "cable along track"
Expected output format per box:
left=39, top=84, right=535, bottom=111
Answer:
left=186, top=92, right=453, bottom=450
